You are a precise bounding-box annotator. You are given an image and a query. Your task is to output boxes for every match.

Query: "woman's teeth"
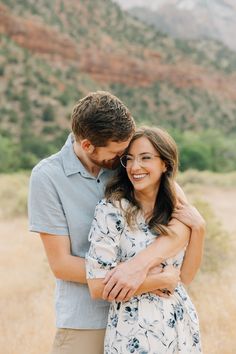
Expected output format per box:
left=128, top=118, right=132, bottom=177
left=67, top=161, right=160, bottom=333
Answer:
left=132, top=174, right=147, bottom=180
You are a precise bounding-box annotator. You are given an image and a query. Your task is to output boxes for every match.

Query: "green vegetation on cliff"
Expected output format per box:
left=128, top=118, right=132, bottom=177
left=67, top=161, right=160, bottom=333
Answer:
left=0, top=0, right=236, bottom=172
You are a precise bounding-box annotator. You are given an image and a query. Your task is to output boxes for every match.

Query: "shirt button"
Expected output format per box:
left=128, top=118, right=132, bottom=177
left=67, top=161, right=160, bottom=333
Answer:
left=97, top=179, right=100, bottom=183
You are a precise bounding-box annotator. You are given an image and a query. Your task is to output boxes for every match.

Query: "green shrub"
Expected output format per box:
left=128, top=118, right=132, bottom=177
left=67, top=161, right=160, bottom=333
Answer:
left=41, top=125, right=56, bottom=135
left=0, top=65, right=4, bottom=76
left=0, top=173, right=29, bottom=219
left=42, top=105, right=55, bottom=122
left=0, top=136, right=20, bottom=172
left=8, top=111, right=18, bottom=123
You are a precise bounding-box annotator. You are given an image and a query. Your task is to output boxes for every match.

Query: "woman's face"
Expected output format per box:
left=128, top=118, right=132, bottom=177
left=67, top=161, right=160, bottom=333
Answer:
left=125, top=137, right=167, bottom=195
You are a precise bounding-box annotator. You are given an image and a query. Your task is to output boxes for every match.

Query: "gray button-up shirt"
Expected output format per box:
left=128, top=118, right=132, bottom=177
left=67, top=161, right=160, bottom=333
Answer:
left=28, top=134, right=114, bottom=329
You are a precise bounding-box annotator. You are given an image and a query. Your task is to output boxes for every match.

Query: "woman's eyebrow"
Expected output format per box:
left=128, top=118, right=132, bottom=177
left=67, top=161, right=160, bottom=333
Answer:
left=127, top=152, right=153, bottom=155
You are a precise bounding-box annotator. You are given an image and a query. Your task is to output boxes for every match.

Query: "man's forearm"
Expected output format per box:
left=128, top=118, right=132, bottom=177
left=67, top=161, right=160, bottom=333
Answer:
left=180, top=225, right=205, bottom=285
left=135, top=272, right=169, bottom=296
left=129, top=234, right=186, bottom=274
left=40, top=233, right=87, bottom=284
left=126, top=216, right=191, bottom=276
left=49, top=254, right=87, bottom=284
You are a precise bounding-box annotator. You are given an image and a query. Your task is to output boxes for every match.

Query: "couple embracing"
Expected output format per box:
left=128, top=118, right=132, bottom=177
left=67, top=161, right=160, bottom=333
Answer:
left=29, top=91, right=205, bottom=354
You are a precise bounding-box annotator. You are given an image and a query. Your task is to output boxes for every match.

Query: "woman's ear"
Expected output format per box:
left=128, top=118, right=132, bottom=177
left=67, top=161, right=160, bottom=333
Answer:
left=162, top=162, right=167, bottom=173
left=81, top=139, right=95, bottom=153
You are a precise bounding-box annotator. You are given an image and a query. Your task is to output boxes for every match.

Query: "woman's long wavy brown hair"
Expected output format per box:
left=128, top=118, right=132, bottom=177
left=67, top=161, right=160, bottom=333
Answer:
left=105, top=127, right=179, bottom=236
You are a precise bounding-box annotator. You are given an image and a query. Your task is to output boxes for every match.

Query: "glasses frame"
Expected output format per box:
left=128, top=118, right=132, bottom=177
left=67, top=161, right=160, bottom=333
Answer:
left=120, top=153, right=161, bottom=168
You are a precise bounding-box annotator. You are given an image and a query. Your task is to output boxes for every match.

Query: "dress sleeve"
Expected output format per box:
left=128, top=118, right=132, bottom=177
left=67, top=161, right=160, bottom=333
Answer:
left=86, top=200, right=124, bottom=279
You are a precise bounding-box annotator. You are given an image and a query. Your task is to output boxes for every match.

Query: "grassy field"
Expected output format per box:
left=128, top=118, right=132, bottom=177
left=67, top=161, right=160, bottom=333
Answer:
left=1, top=171, right=236, bottom=354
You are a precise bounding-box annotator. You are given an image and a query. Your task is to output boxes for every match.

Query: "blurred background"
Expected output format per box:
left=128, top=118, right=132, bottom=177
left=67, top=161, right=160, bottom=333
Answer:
left=0, top=0, right=235, bottom=353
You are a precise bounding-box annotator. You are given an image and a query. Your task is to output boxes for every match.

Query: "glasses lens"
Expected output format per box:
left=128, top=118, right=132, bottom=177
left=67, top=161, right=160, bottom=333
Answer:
left=120, top=155, right=127, bottom=168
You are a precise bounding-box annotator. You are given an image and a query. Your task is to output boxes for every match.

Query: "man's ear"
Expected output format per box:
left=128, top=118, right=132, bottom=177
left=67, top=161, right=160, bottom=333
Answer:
left=81, top=139, right=95, bottom=153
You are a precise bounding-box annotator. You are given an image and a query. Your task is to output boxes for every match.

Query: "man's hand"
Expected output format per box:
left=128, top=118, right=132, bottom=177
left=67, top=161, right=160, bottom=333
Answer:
left=153, top=265, right=180, bottom=298
left=102, top=259, right=149, bottom=301
left=172, top=199, right=205, bottom=231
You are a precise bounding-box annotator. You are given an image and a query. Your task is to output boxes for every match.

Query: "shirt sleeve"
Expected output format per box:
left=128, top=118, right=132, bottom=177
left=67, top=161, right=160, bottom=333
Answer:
left=86, top=200, right=124, bottom=279
left=28, top=166, right=69, bottom=236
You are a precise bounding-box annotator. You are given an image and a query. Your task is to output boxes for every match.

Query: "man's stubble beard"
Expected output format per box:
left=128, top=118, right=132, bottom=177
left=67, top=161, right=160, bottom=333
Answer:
left=90, top=156, right=120, bottom=170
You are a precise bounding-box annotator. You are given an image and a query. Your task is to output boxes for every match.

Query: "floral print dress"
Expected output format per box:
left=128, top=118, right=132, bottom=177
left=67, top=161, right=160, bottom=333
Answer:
left=86, top=199, right=202, bottom=354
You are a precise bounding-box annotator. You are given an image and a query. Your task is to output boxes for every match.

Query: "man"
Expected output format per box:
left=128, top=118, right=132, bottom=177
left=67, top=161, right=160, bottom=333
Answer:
left=28, top=91, right=205, bottom=354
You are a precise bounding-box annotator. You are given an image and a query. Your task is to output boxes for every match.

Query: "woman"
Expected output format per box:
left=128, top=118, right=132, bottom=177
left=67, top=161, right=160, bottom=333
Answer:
left=86, top=127, right=202, bottom=353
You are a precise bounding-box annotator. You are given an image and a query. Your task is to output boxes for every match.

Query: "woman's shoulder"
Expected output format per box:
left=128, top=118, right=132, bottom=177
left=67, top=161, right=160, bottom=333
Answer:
left=96, top=198, right=132, bottom=225
left=95, top=198, right=127, bottom=233
left=97, top=198, right=131, bottom=211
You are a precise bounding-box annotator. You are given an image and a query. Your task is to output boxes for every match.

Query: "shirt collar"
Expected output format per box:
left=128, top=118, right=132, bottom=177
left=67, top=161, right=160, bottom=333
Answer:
left=61, top=134, right=107, bottom=179
left=61, top=134, right=89, bottom=177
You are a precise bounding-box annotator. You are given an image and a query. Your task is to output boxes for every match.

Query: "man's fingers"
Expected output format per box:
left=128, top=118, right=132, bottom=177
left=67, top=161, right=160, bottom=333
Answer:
left=154, top=289, right=169, bottom=298
left=176, top=195, right=188, bottom=206
left=171, top=212, right=190, bottom=228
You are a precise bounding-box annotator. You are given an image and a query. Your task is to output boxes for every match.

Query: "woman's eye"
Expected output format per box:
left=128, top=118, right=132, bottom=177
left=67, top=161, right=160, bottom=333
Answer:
left=142, top=155, right=152, bottom=160
left=126, top=156, right=133, bottom=161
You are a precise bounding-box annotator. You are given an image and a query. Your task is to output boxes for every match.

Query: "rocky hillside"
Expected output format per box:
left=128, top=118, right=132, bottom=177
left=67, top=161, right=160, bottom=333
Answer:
left=119, top=0, right=236, bottom=52
left=0, top=0, right=236, bottom=172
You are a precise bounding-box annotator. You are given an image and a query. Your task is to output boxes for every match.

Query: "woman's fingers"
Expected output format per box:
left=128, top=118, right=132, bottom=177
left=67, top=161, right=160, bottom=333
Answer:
left=121, top=289, right=135, bottom=302
left=115, top=288, right=130, bottom=302
left=103, top=268, right=116, bottom=284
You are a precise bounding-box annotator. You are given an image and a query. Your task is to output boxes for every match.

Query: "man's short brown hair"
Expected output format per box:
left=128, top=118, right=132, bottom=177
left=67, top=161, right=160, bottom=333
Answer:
left=71, top=91, right=135, bottom=146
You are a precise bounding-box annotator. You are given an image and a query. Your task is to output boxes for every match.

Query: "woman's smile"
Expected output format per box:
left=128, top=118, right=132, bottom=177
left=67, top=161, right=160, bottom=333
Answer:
left=131, top=173, right=148, bottom=181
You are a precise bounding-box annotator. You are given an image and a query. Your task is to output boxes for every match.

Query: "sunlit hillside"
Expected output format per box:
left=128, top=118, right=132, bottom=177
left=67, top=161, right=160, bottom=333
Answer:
left=1, top=171, right=236, bottom=354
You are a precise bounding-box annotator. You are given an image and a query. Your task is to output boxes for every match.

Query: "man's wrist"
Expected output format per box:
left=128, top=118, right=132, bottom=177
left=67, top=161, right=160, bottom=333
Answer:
left=154, top=272, right=168, bottom=289
left=191, top=221, right=206, bottom=234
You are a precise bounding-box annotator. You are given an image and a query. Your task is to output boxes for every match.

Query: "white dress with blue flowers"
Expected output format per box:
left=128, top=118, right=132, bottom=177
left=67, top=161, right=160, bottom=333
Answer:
left=86, top=199, right=202, bottom=354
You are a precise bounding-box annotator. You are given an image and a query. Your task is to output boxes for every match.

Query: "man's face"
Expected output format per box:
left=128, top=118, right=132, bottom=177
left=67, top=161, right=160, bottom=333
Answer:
left=90, top=139, right=131, bottom=169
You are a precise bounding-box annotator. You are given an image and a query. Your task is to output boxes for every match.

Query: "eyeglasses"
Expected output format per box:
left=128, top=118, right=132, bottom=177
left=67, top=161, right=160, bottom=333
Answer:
left=120, top=153, right=161, bottom=168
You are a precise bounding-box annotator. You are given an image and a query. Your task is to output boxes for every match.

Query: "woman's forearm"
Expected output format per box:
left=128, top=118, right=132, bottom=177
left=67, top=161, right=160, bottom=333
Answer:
left=87, top=270, right=178, bottom=300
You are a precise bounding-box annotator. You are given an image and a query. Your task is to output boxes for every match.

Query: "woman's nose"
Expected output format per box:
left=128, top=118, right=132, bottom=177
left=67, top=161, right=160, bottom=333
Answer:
left=130, top=158, right=141, bottom=170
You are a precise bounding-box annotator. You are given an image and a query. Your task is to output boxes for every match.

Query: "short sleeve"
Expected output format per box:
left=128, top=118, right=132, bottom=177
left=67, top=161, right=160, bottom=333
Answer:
left=86, top=200, right=124, bottom=279
left=28, top=166, right=69, bottom=236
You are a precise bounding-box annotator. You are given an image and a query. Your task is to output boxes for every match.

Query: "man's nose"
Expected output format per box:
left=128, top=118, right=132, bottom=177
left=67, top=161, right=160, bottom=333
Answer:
left=116, top=151, right=124, bottom=157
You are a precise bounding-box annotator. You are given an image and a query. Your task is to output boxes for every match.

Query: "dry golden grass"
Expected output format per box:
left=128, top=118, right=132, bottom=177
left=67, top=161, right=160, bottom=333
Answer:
left=1, top=171, right=236, bottom=354
left=187, top=181, right=236, bottom=354
left=0, top=173, right=29, bottom=219
left=177, top=170, right=236, bottom=188
left=0, top=219, right=55, bottom=354
left=190, top=263, right=236, bottom=354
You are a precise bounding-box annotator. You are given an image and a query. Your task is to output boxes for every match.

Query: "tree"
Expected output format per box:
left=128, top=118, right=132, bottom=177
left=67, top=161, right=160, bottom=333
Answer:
left=0, top=136, right=19, bottom=172
left=42, top=104, right=55, bottom=122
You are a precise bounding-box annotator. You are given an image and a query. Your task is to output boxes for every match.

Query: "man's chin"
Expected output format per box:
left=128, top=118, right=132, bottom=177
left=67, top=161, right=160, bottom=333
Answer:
left=90, top=156, right=120, bottom=169
left=98, top=158, right=120, bottom=170
left=101, top=160, right=119, bottom=170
